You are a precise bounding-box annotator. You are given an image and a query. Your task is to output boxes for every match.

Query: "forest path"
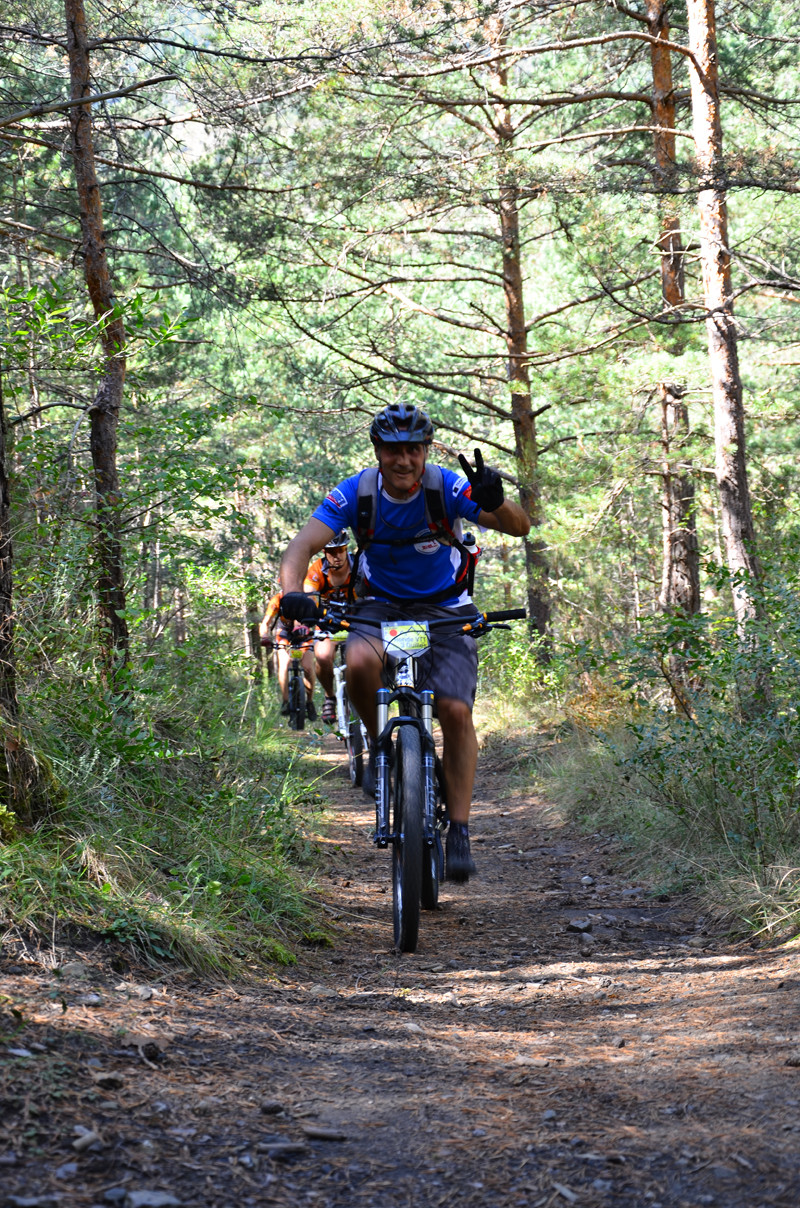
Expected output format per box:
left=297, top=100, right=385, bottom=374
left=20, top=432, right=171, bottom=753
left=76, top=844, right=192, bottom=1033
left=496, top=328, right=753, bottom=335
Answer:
left=2, top=731, right=800, bottom=1208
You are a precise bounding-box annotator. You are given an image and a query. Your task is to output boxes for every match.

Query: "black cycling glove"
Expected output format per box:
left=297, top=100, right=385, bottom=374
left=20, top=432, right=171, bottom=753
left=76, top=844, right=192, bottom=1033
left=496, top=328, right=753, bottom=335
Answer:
left=457, top=448, right=505, bottom=513
left=280, top=592, right=320, bottom=622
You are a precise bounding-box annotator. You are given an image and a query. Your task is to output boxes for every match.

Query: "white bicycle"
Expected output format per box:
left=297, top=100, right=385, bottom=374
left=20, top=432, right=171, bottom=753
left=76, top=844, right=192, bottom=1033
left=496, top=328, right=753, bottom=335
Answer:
left=333, top=645, right=369, bottom=786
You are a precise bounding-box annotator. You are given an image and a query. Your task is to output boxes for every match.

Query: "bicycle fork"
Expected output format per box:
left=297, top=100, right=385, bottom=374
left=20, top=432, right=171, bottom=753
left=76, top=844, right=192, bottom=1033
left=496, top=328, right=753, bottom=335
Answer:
left=373, top=685, right=439, bottom=852
left=420, top=690, right=439, bottom=847
left=375, top=687, right=391, bottom=846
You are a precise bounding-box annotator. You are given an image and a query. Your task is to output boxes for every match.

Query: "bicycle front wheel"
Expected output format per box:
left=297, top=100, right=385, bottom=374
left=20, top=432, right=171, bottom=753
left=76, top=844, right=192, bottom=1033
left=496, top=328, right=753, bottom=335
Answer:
left=392, top=726, right=424, bottom=953
left=288, top=672, right=306, bottom=731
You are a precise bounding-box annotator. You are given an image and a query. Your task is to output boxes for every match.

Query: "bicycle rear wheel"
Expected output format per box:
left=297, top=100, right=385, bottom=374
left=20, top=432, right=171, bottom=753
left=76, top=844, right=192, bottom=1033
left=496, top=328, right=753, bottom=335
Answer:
left=421, top=831, right=443, bottom=911
left=421, top=760, right=445, bottom=911
left=288, top=671, right=306, bottom=731
left=392, top=726, right=423, bottom=953
left=346, top=698, right=364, bottom=786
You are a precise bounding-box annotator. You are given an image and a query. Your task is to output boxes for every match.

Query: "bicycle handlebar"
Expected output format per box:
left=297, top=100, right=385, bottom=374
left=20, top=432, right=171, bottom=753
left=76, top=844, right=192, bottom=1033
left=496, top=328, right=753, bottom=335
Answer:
left=312, top=602, right=527, bottom=635
left=483, top=608, right=527, bottom=623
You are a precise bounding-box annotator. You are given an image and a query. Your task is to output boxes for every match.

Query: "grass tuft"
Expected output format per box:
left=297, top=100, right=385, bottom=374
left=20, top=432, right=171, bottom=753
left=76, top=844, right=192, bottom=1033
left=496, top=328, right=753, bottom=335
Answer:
left=1, top=659, right=325, bottom=974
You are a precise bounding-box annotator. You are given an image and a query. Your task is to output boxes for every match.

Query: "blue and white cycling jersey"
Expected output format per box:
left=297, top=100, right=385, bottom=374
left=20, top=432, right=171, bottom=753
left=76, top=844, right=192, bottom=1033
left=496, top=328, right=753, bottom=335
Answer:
left=313, top=466, right=483, bottom=605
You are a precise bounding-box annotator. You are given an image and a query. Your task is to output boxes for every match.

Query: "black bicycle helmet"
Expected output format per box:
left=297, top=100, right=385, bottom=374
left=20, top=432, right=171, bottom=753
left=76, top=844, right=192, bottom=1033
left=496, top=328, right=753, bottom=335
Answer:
left=369, top=402, right=433, bottom=446
left=324, top=529, right=349, bottom=549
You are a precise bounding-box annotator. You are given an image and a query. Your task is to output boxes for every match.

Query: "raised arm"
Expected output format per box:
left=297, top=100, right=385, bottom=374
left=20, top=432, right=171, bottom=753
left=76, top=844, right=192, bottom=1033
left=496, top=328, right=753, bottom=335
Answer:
left=477, top=499, right=530, bottom=537
left=457, top=448, right=531, bottom=537
left=280, top=517, right=337, bottom=593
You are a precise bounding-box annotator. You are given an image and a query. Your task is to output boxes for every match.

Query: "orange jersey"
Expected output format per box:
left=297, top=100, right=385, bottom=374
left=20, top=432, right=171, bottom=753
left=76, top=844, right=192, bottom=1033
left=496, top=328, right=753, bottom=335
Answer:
left=303, top=554, right=352, bottom=603
left=261, top=592, right=283, bottom=633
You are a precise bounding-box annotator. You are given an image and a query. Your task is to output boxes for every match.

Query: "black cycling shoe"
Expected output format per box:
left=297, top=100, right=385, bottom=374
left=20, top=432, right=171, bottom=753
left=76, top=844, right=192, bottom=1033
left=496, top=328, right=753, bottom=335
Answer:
left=446, top=827, right=476, bottom=883
left=280, top=700, right=290, bottom=717
left=306, top=699, right=317, bottom=722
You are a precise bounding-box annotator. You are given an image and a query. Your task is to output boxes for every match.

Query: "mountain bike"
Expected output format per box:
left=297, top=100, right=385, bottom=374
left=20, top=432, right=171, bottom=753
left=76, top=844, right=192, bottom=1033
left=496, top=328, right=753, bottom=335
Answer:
left=284, top=625, right=316, bottom=731
left=333, top=646, right=369, bottom=786
left=315, top=602, right=526, bottom=952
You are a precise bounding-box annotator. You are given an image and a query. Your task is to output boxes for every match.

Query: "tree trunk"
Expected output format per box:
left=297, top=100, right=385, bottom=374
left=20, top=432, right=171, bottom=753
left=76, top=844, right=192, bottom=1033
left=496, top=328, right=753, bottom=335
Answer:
left=0, top=359, right=55, bottom=827
left=490, top=44, right=550, bottom=648
left=0, top=360, right=18, bottom=731
left=174, top=587, right=187, bottom=645
left=246, top=583, right=263, bottom=678
left=624, top=495, right=643, bottom=634
left=65, top=0, right=130, bottom=692
left=647, top=0, right=685, bottom=315
left=234, top=486, right=263, bottom=677
left=648, top=3, right=700, bottom=624
left=686, top=0, right=759, bottom=628
left=658, top=384, right=700, bottom=615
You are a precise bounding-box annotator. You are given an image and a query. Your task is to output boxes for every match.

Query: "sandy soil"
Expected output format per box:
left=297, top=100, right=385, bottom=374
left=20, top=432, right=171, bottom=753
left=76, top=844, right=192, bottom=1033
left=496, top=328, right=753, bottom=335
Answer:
left=2, top=732, right=799, bottom=1208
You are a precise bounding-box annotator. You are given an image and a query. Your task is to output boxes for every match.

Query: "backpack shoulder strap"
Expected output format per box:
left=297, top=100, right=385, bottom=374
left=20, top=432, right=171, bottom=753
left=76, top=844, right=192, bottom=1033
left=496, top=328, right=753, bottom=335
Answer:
left=420, top=464, right=453, bottom=542
left=422, top=464, right=480, bottom=594
left=348, top=467, right=379, bottom=603
left=355, top=466, right=379, bottom=548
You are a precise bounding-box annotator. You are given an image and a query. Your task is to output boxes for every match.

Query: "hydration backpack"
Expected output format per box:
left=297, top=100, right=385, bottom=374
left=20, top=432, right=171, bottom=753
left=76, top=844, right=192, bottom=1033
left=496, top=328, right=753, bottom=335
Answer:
left=349, top=465, right=478, bottom=602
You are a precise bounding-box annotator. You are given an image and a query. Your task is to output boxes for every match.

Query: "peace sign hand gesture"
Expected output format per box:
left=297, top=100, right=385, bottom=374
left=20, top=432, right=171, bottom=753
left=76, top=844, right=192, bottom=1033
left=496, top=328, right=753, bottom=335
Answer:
left=457, top=448, right=505, bottom=513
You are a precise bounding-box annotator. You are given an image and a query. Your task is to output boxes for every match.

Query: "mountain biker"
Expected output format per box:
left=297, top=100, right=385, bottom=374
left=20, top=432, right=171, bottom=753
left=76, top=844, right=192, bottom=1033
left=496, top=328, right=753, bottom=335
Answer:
left=278, top=402, right=530, bottom=882
left=302, top=530, right=353, bottom=724
left=260, top=591, right=317, bottom=722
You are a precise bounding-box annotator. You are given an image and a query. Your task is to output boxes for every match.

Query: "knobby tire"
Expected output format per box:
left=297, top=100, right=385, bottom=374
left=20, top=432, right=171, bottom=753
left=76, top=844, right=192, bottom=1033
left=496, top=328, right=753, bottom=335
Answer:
left=392, top=726, right=424, bottom=953
left=289, top=671, right=306, bottom=731
left=346, top=701, right=364, bottom=786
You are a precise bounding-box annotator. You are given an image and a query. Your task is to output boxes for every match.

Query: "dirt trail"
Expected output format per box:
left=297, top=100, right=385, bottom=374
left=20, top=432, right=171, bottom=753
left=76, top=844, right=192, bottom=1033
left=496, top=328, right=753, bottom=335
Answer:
left=2, top=733, right=800, bottom=1208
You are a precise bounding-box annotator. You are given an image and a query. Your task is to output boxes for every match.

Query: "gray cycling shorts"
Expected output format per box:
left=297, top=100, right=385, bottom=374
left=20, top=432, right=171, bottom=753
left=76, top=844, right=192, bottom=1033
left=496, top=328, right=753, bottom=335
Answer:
left=345, top=600, right=479, bottom=707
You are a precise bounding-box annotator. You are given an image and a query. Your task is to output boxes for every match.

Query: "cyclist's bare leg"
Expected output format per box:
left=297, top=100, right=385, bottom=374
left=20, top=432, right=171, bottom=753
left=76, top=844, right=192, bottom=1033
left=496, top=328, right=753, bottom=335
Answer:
left=276, top=646, right=290, bottom=702
left=344, top=635, right=383, bottom=736
left=302, top=648, right=316, bottom=701
left=436, top=697, right=478, bottom=825
left=314, top=637, right=336, bottom=697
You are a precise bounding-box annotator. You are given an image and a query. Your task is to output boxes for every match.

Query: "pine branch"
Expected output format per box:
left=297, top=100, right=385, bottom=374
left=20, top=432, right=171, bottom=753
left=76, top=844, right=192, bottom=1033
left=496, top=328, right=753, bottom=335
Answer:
left=0, top=75, right=176, bottom=130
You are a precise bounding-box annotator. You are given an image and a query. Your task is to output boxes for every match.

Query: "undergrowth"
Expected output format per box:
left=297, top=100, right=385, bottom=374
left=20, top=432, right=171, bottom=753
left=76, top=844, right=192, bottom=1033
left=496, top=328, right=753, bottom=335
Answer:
left=0, top=635, right=328, bottom=974
left=534, top=568, right=800, bottom=940
left=473, top=564, right=800, bottom=942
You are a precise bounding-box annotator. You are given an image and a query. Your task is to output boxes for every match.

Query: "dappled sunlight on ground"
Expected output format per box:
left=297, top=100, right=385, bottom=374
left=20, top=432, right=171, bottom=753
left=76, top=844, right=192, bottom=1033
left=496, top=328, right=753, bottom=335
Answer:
left=1, top=727, right=799, bottom=1205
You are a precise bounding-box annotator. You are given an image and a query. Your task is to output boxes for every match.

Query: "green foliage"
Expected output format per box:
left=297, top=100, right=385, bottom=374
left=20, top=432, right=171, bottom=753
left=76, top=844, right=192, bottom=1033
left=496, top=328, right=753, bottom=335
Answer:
left=478, top=627, right=564, bottom=702
left=544, top=561, right=800, bottom=934
left=0, top=634, right=322, bottom=972
left=5, top=0, right=800, bottom=951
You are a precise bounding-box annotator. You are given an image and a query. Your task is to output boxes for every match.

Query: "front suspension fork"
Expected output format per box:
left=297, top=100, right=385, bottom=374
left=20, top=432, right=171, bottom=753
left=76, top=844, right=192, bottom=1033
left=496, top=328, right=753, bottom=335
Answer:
left=375, top=688, right=391, bottom=846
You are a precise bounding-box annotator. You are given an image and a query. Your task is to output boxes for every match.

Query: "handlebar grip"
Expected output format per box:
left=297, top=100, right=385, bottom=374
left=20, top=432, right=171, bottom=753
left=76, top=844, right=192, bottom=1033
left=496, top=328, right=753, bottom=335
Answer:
left=484, top=608, right=527, bottom=622
left=315, top=607, right=349, bottom=633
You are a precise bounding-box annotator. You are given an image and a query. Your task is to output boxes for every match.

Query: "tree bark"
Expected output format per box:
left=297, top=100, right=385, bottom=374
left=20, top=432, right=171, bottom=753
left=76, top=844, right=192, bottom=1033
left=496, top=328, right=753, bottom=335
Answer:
left=647, top=0, right=685, bottom=315
left=0, top=359, right=55, bottom=827
left=0, top=360, right=18, bottom=731
left=647, top=2, right=700, bottom=624
left=64, top=0, right=130, bottom=691
left=490, top=38, right=550, bottom=648
left=686, top=0, right=759, bottom=627
left=658, top=384, right=700, bottom=615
